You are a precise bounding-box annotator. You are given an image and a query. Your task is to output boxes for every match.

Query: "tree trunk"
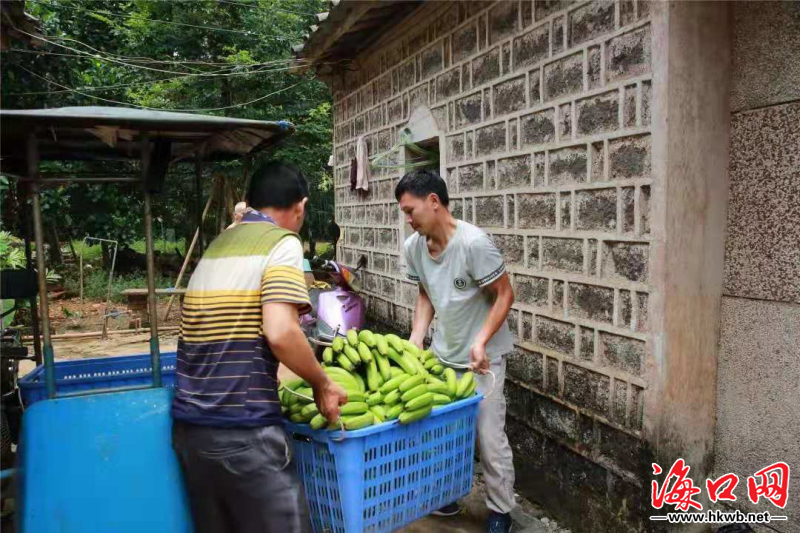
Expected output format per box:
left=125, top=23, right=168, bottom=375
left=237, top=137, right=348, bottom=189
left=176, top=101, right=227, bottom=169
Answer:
left=217, top=178, right=226, bottom=235
left=101, top=242, right=110, bottom=270
left=46, top=224, right=62, bottom=265
left=66, top=232, right=78, bottom=263
left=308, top=232, right=317, bottom=259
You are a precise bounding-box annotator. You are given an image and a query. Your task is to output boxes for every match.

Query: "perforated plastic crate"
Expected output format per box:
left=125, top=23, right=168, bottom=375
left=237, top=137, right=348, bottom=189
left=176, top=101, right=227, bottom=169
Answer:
left=18, top=352, right=177, bottom=405
left=286, top=394, right=482, bottom=533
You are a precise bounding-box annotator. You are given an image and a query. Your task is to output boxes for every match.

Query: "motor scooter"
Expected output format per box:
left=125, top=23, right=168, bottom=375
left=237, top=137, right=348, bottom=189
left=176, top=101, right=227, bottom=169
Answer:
left=301, top=255, right=368, bottom=355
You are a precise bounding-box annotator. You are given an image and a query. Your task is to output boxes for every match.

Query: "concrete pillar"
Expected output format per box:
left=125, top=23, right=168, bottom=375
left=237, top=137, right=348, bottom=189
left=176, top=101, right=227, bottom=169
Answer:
left=646, top=0, right=732, bottom=520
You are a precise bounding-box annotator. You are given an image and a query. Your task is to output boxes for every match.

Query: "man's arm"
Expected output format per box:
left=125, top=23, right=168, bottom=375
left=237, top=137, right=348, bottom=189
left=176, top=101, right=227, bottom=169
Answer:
left=409, top=284, right=435, bottom=349
left=470, top=272, right=514, bottom=373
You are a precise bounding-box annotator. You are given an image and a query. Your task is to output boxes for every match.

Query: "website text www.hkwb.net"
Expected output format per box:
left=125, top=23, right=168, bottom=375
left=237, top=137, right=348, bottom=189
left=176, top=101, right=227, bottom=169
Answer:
left=650, top=509, right=788, bottom=524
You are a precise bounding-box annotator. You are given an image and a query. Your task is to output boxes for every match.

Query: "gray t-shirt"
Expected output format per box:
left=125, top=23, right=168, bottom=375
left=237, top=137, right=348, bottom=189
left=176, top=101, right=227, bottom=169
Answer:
left=404, top=220, right=514, bottom=365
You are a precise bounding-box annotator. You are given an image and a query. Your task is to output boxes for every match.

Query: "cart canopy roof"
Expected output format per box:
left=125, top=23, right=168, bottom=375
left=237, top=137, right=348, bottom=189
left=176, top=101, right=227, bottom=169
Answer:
left=0, top=106, right=295, bottom=167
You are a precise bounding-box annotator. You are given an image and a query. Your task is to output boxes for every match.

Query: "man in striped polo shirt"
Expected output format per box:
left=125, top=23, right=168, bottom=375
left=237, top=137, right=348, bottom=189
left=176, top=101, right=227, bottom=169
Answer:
left=171, top=161, right=347, bottom=533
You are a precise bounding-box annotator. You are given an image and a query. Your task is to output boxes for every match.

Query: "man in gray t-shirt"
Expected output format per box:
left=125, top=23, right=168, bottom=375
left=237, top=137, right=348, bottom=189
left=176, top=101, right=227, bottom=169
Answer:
left=396, top=170, right=516, bottom=533
left=404, top=222, right=515, bottom=367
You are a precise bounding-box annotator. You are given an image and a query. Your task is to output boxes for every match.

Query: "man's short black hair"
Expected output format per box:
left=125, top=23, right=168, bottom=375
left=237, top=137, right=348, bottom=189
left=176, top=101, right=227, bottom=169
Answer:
left=394, top=169, right=449, bottom=207
left=247, top=161, right=309, bottom=209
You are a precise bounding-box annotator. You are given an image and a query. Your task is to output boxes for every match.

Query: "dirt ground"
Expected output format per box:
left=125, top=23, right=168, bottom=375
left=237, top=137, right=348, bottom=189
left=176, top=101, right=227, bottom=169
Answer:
left=46, top=296, right=183, bottom=334
left=18, top=297, right=182, bottom=376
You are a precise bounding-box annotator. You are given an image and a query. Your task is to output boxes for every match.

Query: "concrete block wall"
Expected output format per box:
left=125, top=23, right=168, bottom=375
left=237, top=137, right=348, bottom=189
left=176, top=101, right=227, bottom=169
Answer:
left=330, top=2, right=654, bottom=530
left=713, top=2, right=800, bottom=529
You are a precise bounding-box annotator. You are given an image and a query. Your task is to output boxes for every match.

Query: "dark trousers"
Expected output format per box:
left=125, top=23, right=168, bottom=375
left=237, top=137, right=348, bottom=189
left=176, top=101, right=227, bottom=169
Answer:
left=172, top=421, right=312, bottom=533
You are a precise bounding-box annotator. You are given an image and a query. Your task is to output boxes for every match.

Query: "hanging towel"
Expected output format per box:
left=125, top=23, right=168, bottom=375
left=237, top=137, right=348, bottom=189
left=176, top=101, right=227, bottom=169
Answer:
left=355, top=135, right=370, bottom=191
left=349, top=157, right=357, bottom=190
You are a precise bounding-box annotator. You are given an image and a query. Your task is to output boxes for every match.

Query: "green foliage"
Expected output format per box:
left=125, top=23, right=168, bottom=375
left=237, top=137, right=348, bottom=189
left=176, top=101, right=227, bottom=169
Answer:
left=75, top=238, right=187, bottom=262
left=2, top=0, right=334, bottom=252
left=64, top=269, right=173, bottom=304
left=129, top=238, right=187, bottom=256
left=0, top=231, right=58, bottom=325
left=0, top=231, right=25, bottom=270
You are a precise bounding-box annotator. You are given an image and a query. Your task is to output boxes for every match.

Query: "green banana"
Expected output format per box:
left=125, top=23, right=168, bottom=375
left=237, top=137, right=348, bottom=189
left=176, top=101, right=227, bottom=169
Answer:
left=398, top=374, right=425, bottom=393
left=323, top=366, right=360, bottom=389
left=374, top=349, right=392, bottom=381
left=402, top=340, right=420, bottom=357
left=370, top=405, right=386, bottom=419
left=400, top=383, right=428, bottom=403
left=309, top=413, right=327, bottom=430
left=340, top=402, right=369, bottom=416
left=399, top=405, right=432, bottom=425
left=432, top=393, right=452, bottom=406
left=380, top=374, right=410, bottom=394
left=300, top=403, right=319, bottom=418
left=366, top=360, right=382, bottom=392
left=358, top=330, right=377, bottom=348
left=332, top=336, right=345, bottom=353
left=405, top=392, right=433, bottom=411
left=463, top=379, right=477, bottom=398
left=337, top=353, right=355, bottom=372
left=384, top=334, right=405, bottom=353
left=387, top=347, right=418, bottom=375
left=343, top=412, right=374, bottom=430
left=427, top=381, right=452, bottom=397
left=367, top=391, right=383, bottom=406
left=346, top=329, right=359, bottom=347
left=282, top=378, right=305, bottom=391
left=343, top=345, right=361, bottom=366
left=383, top=389, right=401, bottom=405
left=456, top=372, right=474, bottom=398
left=353, top=372, right=366, bottom=393
left=375, top=334, right=390, bottom=356
left=346, top=391, right=367, bottom=403
left=444, top=368, right=457, bottom=397
left=386, top=404, right=403, bottom=420
left=358, top=342, right=373, bottom=364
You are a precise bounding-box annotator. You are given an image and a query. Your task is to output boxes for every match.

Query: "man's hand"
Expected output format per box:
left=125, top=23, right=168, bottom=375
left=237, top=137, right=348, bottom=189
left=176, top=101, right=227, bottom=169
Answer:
left=312, top=378, right=348, bottom=422
left=469, top=341, right=490, bottom=374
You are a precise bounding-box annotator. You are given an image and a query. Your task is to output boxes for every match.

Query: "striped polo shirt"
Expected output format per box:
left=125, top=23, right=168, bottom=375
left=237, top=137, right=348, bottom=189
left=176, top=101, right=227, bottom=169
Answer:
left=171, top=211, right=311, bottom=427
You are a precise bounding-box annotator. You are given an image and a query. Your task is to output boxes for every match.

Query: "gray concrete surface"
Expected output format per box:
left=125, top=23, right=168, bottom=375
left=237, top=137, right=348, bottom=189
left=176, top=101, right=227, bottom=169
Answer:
left=730, top=1, right=800, bottom=112
left=714, top=297, right=800, bottom=532
left=402, top=470, right=567, bottom=533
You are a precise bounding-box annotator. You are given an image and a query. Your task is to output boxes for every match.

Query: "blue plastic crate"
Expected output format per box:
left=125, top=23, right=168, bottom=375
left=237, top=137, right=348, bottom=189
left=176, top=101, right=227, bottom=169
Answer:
left=18, top=352, right=177, bottom=406
left=286, top=394, right=482, bottom=533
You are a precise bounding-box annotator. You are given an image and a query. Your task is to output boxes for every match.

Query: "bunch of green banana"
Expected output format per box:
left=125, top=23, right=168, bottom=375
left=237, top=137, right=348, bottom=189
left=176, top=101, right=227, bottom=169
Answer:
left=281, top=328, right=478, bottom=431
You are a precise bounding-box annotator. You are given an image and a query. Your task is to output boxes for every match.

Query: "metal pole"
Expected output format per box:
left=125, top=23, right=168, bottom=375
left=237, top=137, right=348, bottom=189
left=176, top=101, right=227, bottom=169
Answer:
left=142, top=137, right=162, bottom=387
left=19, top=177, right=142, bottom=184
left=194, top=154, right=204, bottom=256
left=240, top=155, right=251, bottom=202
left=143, top=192, right=161, bottom=387
left=79, top=239, right=84, bottom=305
left=102, top=240, right=118, bottom=340
left=21, top=187, right=42, bottom=365
left=31, top=188, right=55, bottom=399
left=28, top=134, right=55, bottom=398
